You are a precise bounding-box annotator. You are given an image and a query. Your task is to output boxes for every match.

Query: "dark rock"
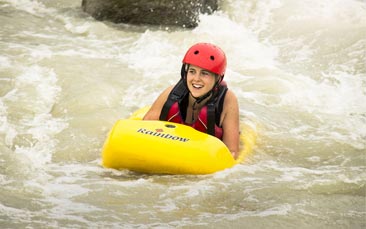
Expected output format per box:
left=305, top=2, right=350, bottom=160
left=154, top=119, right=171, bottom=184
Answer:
left=82, top=0, right=218, bottom=28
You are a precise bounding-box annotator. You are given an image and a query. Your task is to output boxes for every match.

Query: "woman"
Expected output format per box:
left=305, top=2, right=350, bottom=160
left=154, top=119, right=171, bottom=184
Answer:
left=143, top=43, right=240, bottom=159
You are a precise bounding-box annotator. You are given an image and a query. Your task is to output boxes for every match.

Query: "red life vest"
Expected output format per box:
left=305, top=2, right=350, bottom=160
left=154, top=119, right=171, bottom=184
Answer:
left=159, top=79, right=228, bottom=139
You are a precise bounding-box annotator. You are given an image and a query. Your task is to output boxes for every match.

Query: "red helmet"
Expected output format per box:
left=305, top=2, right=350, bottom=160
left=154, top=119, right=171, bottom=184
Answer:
left=182, top=43, right=227, bottom=77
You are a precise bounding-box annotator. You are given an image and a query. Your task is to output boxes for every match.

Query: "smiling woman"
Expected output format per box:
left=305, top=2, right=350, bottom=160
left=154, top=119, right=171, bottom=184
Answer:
left=1, top=0, right=365, bottom=227
left=143, top=42, right=240, bottom=158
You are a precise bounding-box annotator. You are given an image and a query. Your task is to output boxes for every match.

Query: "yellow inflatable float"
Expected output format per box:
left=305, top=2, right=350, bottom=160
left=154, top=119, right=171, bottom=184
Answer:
left=101, top=106, right=256, bottom=174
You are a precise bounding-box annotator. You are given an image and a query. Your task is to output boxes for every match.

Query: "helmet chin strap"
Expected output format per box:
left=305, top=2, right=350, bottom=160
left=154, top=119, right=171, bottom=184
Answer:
left=191, top=74, right=222, bottom=99
left=189, top=78, right=223, bottom=122
left=190, top=88, right=212, bottom=103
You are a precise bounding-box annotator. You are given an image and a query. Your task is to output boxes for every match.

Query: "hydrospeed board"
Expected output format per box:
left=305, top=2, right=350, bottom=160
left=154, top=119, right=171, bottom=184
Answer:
left=101, top=106, right=256, bottom=174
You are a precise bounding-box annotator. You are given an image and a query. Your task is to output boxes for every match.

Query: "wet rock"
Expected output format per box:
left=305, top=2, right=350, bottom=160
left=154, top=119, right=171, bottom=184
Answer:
left=81, top=0, right=218, bottom=28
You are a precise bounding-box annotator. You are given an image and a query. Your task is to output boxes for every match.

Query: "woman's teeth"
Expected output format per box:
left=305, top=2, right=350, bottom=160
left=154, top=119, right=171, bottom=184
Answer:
left=193, top=84, right=203, bottom=89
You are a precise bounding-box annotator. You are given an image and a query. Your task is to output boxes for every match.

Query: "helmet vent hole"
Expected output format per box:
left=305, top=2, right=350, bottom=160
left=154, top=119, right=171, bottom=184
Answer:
left=210, top=55, right=215, bottom=61
left=194, top=50, right=199, bottom=55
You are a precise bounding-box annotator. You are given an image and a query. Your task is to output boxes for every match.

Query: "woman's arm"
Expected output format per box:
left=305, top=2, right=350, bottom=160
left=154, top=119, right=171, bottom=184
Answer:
left=143, top=86, right=174, bottom=120
left=220, top=90, right=240, bottom=159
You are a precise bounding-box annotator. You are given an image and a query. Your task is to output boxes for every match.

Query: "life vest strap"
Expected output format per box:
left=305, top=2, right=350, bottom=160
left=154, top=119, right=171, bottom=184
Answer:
left=206, top=84, right=228, bottom=135
left=160, top=79, right=228, bottom=137
left=159, top=79, right=187, bottom=121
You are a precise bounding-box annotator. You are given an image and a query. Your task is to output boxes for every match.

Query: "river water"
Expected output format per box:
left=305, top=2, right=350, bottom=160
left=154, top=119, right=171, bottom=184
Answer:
left=1, top=0, right=365, bottom=228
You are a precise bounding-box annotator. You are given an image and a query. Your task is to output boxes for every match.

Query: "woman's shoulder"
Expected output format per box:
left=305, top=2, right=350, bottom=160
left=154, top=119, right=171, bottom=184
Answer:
left=224, top=88, right=238, bottom=101
left=157, top=85, right=174, bottom=99
left=165, top=85, right=175, bottom=92
left=143, top=85, right=175, bottom=120
left=222, top=88, right=238, bottom=111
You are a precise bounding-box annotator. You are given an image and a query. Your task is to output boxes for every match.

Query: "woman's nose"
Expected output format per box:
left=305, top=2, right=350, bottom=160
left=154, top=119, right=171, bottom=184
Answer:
left=192, top=72, right=201, bottom=80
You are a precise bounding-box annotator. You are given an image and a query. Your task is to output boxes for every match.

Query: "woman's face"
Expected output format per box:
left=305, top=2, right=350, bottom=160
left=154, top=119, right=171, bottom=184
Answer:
left=186, top=65, right=217, bottom=98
